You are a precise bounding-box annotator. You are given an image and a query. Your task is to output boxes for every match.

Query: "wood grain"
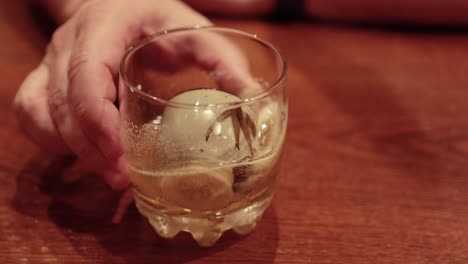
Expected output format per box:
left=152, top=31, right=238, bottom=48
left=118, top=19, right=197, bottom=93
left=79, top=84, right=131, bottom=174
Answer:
left=1, top=1, right=468, bottom=263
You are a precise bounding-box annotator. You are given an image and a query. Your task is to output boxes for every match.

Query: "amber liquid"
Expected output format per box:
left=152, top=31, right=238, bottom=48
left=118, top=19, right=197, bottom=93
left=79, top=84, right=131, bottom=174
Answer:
left=126, top=147, right=280, bottom=246
left=123, top=88, right=285, bottom=245
left=128, top=153, right=280, bottom=217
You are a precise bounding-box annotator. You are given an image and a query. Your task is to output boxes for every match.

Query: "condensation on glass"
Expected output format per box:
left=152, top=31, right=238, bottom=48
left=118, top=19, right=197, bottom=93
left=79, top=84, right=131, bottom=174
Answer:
left=119, top=26, right=288, bottom=247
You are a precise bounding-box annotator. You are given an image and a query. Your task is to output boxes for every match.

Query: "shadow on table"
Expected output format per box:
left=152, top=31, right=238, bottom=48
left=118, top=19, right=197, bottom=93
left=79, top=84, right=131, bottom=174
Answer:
left=12, top=154, right=279, bottom=264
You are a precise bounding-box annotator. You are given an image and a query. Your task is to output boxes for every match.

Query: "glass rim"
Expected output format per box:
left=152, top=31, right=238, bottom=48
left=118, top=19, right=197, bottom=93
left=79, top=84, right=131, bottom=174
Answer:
left=119, top=26, right=288, bottom=109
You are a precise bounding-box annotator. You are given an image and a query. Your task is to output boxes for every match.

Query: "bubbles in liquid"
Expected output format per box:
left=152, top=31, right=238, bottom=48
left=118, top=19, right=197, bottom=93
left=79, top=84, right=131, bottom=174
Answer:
left=123, top=76, right=287, bottom=246
left=126, top=87, right=283, bottom=212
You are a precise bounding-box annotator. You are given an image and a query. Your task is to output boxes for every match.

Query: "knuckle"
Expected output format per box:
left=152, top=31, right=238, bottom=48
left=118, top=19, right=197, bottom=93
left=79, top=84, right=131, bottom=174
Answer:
left=13, top=100, right=28, bottom=124
left=48, top=87, right=68, bottom=123
left=69, top=97, right=101, bottom=129
left=13, top=91, right=36, bottom=120
left=48, top=86, right=64, bottom=109
left=49, top=26, right=69, bottom=55
left=72, top=100, right=92, bottom=121
left=75, top=4, right=93, bottom=27
left=75, top=0, right=110, bottom=26
left=68, top=51, right=90, bottom=84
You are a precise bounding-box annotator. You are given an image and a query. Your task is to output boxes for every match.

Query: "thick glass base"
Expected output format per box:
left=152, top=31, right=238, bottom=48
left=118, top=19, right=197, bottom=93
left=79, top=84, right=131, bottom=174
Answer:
left=134, top=192, right=273, bottom=247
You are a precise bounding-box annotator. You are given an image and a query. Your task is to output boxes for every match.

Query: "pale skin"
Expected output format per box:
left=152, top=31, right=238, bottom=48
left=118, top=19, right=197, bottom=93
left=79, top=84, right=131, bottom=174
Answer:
left=14, top=0, right=468, bottom=223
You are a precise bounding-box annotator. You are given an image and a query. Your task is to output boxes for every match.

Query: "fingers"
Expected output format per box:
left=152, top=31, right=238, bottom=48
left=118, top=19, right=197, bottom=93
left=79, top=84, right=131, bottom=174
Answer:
left=46, top=21, right=128, bottom=189
left=188, top=32, right=263, bottom=96
left=15, top=0, right=262, bottom=195
left=60, top=159, right=129, bottom=191
left=66, top=56, right=129, bottom=189
left=14, top=63, right=71, bottom=154
left=150, top=30, right=263, bottom=97
left=58, top=0, right=211, bottom=187
left=67, top=53, right=122, bottom=162
left=61, top=5, right=137, bottom=188
left=151, top=2, right=262, bottom=96
left=112, top=188, right=134, bottom=224
left=61, top=0, right=209, bottom=176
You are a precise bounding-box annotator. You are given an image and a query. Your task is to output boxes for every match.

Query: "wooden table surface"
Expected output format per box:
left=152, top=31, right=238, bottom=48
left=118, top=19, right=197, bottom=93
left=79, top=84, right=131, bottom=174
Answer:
left=2, top=1, right=468, bottom=263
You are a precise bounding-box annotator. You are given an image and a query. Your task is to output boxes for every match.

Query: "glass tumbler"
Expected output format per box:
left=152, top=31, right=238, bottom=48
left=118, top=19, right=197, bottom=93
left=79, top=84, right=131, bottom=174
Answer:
left=119, top=26, right=287, bottom=246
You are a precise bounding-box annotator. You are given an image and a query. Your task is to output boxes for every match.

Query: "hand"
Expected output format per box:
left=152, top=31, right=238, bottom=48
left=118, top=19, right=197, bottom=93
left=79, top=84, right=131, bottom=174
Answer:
left=14, top=0, right=253, bottom=190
